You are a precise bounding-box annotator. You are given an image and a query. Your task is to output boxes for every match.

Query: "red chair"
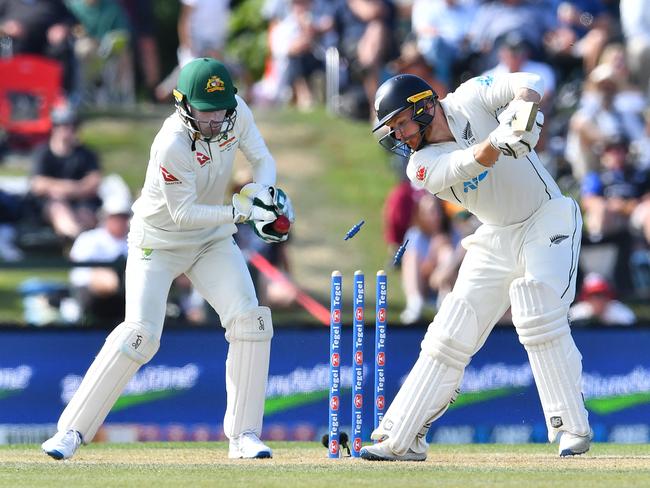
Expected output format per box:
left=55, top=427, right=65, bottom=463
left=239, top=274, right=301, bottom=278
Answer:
left=0, top=54, right=64, bottom=149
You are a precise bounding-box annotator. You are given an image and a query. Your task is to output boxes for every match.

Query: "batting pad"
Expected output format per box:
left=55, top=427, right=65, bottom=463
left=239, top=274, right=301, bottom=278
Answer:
left=510, top=278, right=590, bottom=442
left=372, top=294, right=478, bottom=455
left=223, top=306, right=273, bottom=439
left=58, top=323, right=159, bottom=442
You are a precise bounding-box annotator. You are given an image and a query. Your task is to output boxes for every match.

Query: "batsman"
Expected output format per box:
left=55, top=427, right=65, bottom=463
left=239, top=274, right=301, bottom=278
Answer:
left=361, top=72, right=591, bottom=461
left=42, top=58, right=294, bottom=460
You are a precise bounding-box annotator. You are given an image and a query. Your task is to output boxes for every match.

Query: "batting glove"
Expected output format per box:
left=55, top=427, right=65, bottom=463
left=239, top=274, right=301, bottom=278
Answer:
left=489, top=111, right=544, bottom=159
left=497, top=99, right=530, bottom=125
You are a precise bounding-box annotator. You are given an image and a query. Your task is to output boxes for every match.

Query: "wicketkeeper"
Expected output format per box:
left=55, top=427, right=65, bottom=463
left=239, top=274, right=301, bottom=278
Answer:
left=361, top=72, right=591, bottom=461
left=42, top=57, right=294, bottom=460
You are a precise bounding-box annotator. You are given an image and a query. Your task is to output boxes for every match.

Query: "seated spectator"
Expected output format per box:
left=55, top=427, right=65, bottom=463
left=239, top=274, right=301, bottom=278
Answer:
left=483, top=32, right=556, bottom=111
left=166, top=274, right=208, bottom=325
left=383, top=178, right=416, bottom=253
left=428, top=206, right=476, bottom=307
left=581, top=136, right=649, bottom=241
left=28, top=104, right=102, bottom=241
left=544, top=0, right=615, bottom=78
left=569, top=272, right=636, bottom=326
left=596, top=43, right=647, bottom=142
left=0, top=188, right=23, bottom=261
left=467, top=0, right=555, bottom=74
left=68, top=194, right=130, bottom=325
left=410, top=0, right=476, bottom=89
left=387, top=40, right=448, bottom=99
left=65, top=0, right=134, bottom=106
left=580, top=136, right=649, bottom=293
left=565, top=64, right=637, bottom=180
left=399, top=192, right=454, bottom=325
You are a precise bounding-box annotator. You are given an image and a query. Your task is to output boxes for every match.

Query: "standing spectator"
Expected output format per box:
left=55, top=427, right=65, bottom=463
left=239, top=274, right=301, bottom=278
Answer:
left=69, top=194, right=131, bottom=325
left=119, top=0, right=161, bottom=100
left=631, top=108, right=650, bottom=172
left=65, top=0, right=134, bottom=106
left=410, top=0, right=477, bottom=89
left=268, top=0, right=332, bottom=110
left=28, top=104, right=102, bottom=241
left=570, top=272, right=636, bottom=326
left=333, top=0, right=396, bottom=118
left=155, top=0, right=231, bottom=102
left=617, top=0, right=650, bottom=96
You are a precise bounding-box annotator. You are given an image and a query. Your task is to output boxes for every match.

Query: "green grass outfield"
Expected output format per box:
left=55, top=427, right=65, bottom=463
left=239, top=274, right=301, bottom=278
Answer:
left=2, top=442, right=650, bottom=488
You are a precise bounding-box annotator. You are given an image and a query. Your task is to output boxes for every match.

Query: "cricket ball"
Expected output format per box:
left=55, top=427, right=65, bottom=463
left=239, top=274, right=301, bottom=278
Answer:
left=272, top=215, right=291, bottom=234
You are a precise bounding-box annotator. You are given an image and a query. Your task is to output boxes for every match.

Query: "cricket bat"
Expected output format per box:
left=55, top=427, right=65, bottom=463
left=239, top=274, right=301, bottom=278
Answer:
left=511, top=101, right=539, bottom=132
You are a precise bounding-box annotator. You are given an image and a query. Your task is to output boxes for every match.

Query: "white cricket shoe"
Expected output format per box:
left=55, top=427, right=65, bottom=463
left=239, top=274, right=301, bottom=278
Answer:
left=228, top=432, right=272, bottom=459
left=559, top=431, right=592, bottom=457
left=360, top=442, right=426, bottom=461
left=42, top=430, right=82, bottom=460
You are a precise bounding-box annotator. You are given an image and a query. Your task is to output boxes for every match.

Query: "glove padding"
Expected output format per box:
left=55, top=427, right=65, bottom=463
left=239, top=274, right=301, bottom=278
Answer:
left=250, top=186, right=295, bottom=243
left=232, top=183, right=277, bottom=224
left=489, top=110, right=544, bottom=159
left=234, top=183, right=295, bottom=243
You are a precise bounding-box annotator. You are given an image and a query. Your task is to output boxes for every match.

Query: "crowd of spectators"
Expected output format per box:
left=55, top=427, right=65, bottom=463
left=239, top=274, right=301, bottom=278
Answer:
left=2, top=0, right=650, bottom=327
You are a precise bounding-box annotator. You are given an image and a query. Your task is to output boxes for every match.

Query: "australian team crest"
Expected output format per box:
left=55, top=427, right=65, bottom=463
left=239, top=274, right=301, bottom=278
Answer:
left=205, top=76, right=225, bottom=93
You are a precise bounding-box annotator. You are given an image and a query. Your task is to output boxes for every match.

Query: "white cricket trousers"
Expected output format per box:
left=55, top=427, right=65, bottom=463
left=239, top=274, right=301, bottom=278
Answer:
left=454, top=195, right=582, bottom=341
left=126, top=237, right=258, bottom=339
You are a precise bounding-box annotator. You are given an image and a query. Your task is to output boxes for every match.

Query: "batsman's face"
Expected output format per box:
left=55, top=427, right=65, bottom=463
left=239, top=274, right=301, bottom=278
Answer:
left=387, top=109, right=422, bottom=150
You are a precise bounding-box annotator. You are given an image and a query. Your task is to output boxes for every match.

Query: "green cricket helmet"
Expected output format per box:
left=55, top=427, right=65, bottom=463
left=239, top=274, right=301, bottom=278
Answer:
left=372, top=74, right=438, bottom=156
left=173, top=57, right=238, bottom=142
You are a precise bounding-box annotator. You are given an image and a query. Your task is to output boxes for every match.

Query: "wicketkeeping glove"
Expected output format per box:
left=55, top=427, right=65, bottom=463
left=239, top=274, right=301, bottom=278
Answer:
left=489, top=110, right=544, bottom=159
left=249, top=186, right=295, bottom=243
left=231, top=183, right=277, bottom=224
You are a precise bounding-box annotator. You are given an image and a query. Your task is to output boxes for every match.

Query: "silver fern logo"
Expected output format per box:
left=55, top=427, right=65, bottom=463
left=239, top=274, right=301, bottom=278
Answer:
left=549, top=234, right=569, bottom=246
left=462, top=121, right=476, bottom=144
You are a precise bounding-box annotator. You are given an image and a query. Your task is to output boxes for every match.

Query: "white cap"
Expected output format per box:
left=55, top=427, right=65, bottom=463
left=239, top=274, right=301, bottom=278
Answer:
left=102, top=196, right=132, bottom=216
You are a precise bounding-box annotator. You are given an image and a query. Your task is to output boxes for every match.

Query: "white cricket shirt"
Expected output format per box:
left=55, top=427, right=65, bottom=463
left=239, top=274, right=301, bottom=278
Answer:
left=130, top=95, right=276, bottom=249
left=406, top=73, right=561, bottom=227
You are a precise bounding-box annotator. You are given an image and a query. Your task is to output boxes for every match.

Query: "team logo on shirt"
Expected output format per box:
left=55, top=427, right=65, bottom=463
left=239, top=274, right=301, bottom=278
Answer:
left=475, top=75, right=494, bottom=87
left=205, top=76, right=225, bottom=93
left=196, top=152, right=210, bottom=166
left=462, top=121, right=476, bottom=145
left=219, top=136, right=237, bottom=151
left=415, top=165, right=427, bottom=181
left=161, top=166, right=181, bottom=184
left=549, top=234, right=569, bottom=246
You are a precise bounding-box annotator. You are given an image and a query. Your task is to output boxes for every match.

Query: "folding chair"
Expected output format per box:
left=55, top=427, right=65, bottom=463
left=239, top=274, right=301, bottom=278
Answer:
left=0, top=54, right=64, bottom=150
